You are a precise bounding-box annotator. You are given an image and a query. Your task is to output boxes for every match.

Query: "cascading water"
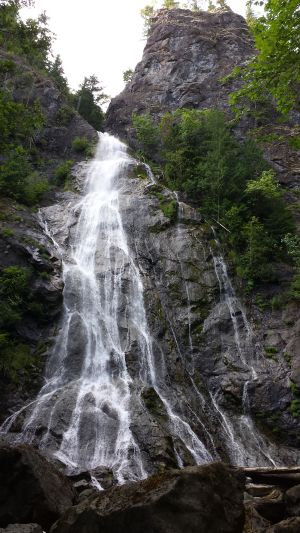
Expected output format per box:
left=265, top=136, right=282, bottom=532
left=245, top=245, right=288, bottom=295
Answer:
left=209, top=233, right=278, bottom=466
left=2, top=133, right=212, bottom=479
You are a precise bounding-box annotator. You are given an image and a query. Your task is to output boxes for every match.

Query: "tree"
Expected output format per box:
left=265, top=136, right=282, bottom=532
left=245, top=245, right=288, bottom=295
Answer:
left=207, top=0, right=215, bottom=10
left=49, top=55, right=69, bottom=95
left=140, top=4, right=156, bottom=37
left=74, top=75, right=107, bottom=131
left=245, top=0, right=256, bottom=28
left=217, top=0, right=228, bottom=7
left=231, top=0, right=300, bottom=114
left=123, top=69, right=133, bottom=83
left=163, top=0, right=178, bottom=7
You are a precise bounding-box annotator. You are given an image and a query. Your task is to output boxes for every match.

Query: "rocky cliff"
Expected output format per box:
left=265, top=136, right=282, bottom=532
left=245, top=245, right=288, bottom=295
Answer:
left=106, top=7, right=254, bottom=142
left=0, top=49, right=97, bottom=421
left=105, top=7, right=300, bottom=458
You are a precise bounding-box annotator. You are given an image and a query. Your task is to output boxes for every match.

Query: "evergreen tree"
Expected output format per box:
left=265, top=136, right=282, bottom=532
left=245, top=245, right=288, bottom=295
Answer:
left=163, top=0, right=178, bottom=8
left=140, top=4, right=156, bottom=37
left=74, top=75, right=107, bottom=131
left=49, top=55, right=69, bottom=95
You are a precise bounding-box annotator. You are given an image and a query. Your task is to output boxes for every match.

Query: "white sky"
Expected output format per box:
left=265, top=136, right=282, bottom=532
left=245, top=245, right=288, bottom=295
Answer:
left=21, top=1, right=255, bottom=100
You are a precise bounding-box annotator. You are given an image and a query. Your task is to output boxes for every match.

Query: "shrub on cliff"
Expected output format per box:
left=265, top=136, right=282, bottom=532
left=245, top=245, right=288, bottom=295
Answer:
left=132, top=108, right=294, bottom=288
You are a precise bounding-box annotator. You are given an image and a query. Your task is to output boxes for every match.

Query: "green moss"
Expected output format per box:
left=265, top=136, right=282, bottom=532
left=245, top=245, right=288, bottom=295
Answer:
left=284, top=352, right=292, bottom=367
left=142, top=387, right=168, bottom=421
left=161, top=199, right=178, bottom=222
left=288, top=136, right=300, bottom=150
left=264, top=346, right=278, bottom=359
left=289, top=399, right=300, bottom=418
left=0, top=333, right=34, bottom=383
left=1, top=227, right=15, bottom=238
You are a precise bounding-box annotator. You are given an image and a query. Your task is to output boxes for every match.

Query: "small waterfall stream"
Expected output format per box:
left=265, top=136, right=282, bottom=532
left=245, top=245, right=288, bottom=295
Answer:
left=209, top=233, right=277, bottom=466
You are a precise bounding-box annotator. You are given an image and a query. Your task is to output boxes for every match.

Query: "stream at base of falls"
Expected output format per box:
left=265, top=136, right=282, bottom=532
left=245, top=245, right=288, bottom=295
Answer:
left=2, top=133, right=299, bottom=480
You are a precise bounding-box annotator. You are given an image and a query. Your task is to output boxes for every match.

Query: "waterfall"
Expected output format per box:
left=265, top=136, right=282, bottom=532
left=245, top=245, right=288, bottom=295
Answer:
left=209, top=234, right=278, bottom=466
left=2, top=133, right=212, bottom=480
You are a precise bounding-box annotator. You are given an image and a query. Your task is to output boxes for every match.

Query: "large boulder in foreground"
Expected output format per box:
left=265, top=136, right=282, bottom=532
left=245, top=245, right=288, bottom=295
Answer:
left=51, top=462, right=245, bottom=533
left=0, top=444, right=76, bottom=531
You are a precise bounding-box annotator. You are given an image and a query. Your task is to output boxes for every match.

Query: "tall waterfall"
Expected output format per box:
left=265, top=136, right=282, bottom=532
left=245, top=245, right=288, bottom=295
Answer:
left=5, top=133, right=211, bottom=480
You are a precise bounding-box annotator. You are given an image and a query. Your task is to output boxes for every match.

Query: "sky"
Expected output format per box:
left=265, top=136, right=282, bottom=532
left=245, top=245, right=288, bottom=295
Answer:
left=21, top=1, right=256, bottom=101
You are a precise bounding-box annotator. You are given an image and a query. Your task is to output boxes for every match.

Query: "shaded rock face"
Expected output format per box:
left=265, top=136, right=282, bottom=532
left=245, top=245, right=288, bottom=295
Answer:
left=0, top=49, right=97, bottom=160
left=106, top=7, right=254, bottom=142
left=50, top=463, right=245, bottom=533
left=0, top=444, right=76, bottom=531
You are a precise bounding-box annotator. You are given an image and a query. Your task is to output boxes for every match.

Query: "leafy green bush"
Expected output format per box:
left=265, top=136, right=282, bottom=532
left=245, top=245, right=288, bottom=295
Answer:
left=1, top=228, right=15, bottom=238
left=0, top=332, right=34, bottom=382
left=72, top=136, right=90, bottom=154
left=133, top=108, right=294, bottom=289
left=55, top=160, right=74, bottom=185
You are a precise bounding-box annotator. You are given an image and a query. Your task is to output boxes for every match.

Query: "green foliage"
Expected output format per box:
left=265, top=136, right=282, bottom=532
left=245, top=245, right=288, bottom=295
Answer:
left=73, top=75, right=106, bottom=131
left=231, top=0, right=300, bottom=114
left=123, top=69, right=133, bottom=83
left=55, top=105, right=75, bottom=126
left=0, top=2, right=53, bottom=70
left=72, top=136, right=90, bottom=155
left=55, top=160, right=74, bottom=185
left=133, top=108, right=294, bottom=289
left=1, top=227, right=14, bottom=238
left=282, top=234, right=300, bottom=301
left=160, top=199, right=178, bottom=221
left=48, top=54, right=69, bottom=96
left=163, top=0, right=178, bottom=8
left=0, top=332, right=34, bottom=382
left=0, top=266, right=30, bottom=329
left=140, top=4, right=156, bottom=37
left=132, top=113, right=160, bottom=158
left=289, top=136, right=300, bottom=150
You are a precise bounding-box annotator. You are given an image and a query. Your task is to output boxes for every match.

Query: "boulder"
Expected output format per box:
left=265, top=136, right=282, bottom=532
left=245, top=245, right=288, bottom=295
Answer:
left=285, top=484, right=300, bottom=516
left=50, top=462, right=245, bottom=533
left=0, top=444, right=76, bottom=531
left=266, top=517, right=300, bottom=532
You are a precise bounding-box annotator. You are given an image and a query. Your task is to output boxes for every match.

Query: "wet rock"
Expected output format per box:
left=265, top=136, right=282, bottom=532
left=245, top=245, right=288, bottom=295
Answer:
left=266, top=517, right=300, bottom=532
left=0, top=444, right=76, bottom=531
left=50, top=463, right=245, bottom=533
left=0, top=526, right=43, bottom=533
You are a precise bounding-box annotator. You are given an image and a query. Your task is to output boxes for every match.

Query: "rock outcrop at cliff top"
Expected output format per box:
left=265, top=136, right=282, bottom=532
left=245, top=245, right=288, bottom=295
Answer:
left=106, top=7, right=254, bottom=141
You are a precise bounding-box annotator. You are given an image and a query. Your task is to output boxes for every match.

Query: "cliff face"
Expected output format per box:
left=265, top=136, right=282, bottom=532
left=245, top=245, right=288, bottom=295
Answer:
left=0, top=50, right=97, bottom=421
left=106, top=7, right=254, bottom=141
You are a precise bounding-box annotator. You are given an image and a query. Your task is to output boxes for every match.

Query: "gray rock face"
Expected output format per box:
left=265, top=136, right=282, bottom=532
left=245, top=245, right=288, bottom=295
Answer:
left=0, top=444, right=76, bottom=530
left=0, top=49, right=97, bottom=158
left=106, top=7, right=254, bottom=142
left=14, top=162, right=299, bottom=475
left=50, top=463, right=245, bottom=533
